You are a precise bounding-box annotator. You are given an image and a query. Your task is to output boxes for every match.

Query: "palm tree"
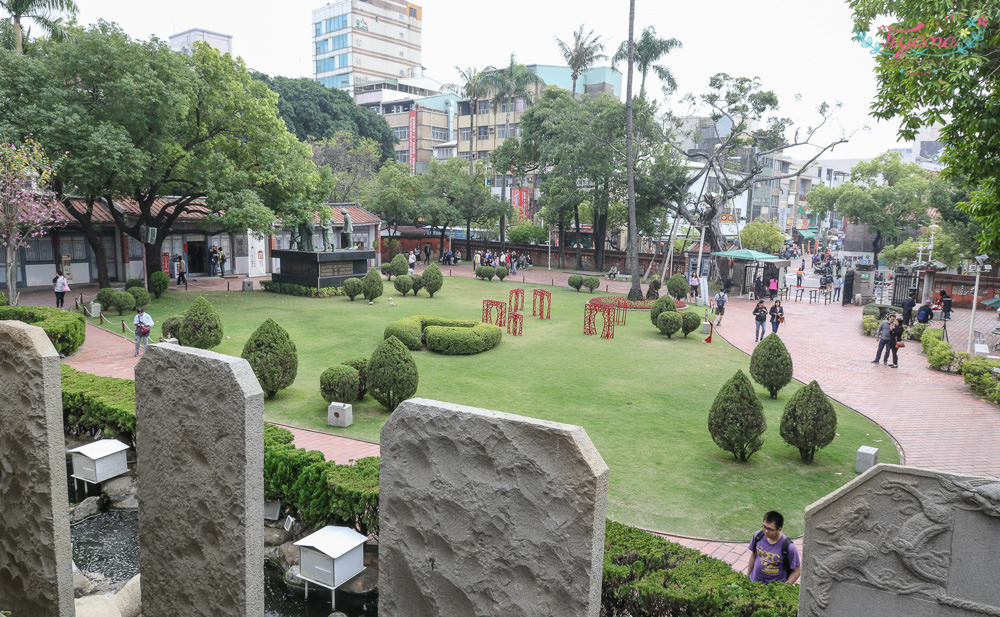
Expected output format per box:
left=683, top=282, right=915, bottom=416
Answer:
left=448, top=66, right=494, bottom=175
left=611, top=25, right=682, bottom=97
left=624, top=0, right=642, bottom=300
left=555, top=25, right=606, bottom=101
left=1, top=0, right=78, bottom=53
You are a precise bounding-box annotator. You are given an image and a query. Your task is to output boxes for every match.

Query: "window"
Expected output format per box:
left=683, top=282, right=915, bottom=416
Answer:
left=325, top=15, right=347, bottom=33
left=496, top=125, right=508, bottom=139
left=392, top=126, right=408, bottom=140
left=329, top=33, right=348, bottom=51
left=395, top=151, right=408, bottom=163
left=339, top=53, right=348, bottom=68
left=409, top=7, right=417, bottom=17
left=459, top=151, right=472, bottom=161
left=501, top=98, right=526, bottom=113
left=516, top=124, right=523, bottom=137
left=316, top=40, right=328, bottom=55
left=477, top=100, right=490, bottom=115
left=314, top=22, right=322, bottom=37
left=128, top=236, right=143, bottom=260
left=459, top=128, right=472, bottom=141
left=318, top=74, right=350, bottom=88
left=477, top=151, right=490, bottom=162
left=771, top=195, right=780, bottom=206
left=24, top=236, right=55, bottom=262
left=477, top=125, right=489, bottom=140
left=432, top=126, right=449, bottom=141
left=317, top=56, right=349, bottom=73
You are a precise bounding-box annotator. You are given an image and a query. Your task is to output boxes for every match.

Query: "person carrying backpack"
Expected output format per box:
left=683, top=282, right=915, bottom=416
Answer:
left=713, top=290, right=728, bottom=327
left=747, top=510, right=801, bottom=584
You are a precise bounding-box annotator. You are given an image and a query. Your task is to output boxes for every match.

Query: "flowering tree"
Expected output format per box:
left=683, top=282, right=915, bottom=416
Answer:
left=1, top=139, right=63, bottom=305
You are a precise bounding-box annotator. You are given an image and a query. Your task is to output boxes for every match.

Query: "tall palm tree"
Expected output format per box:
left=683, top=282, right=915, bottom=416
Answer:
left=555, top=25, right=606, bottom=101
left=611, top=25, right=682, bottom=97
left=1, top=0, right=78, bottom=53
left=448, top=66, right=495, bottom=175
left=624, top=0, right=642, bottom=300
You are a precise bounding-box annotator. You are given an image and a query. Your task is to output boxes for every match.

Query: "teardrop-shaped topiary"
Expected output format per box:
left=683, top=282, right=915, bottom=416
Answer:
left=666, top=273, right=689, bottom=301
left=780, top=380, right=837, bottom=464
left=343, top=277, right=363, bottom=301
left=393, top=275, right=413, bottom=296
left=343, top=356, right=369, bottom=399
left=649, top=295, right=677, bottom=327
left=177, top=296, right=223, bottom=349
left=368, top=335, right=418, bottom=411
left=241, top=318, right=298, bottom=399
left=708, top=370, right=766, bottom=462
left=750, top=333, right=793, bottom=399
left=422, top=263, right=443, bottom=297
left=681, top=311, right=702, bottom=337
left=362, top=268, right=384, bottom=302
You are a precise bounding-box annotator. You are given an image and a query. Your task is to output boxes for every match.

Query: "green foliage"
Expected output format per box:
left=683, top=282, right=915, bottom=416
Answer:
left=708, top=370, right=766, bottom=462
left=568, top=274, right=584, bottom=290
left=320, top=365, right=360, bottom=403
left=382, top=253, right=408, bottom=280
left=476, top=265, right=496, bottom=281
left=422, top=263, right=443, bottom=297
left=127, top=287, right=151, bottom=308
left=161, top=315, right=184, bottom=339
left=392, top=274, right=413, bottom=296
left=60, top=365, right=136, bottom=446
left=343, top=357, right=369, bottom=399
left=649, top=295, right=677, bottom=327
left=125, top=278, right=145, bottom=290
left=666, top=272, right=688, bottom=301
left=740, top=219, right=784, bottom=253
left=920, top=326, right=944, bottom=353
left=149, top=270, right=170, bottom=298
left=383, top=315, right=502, bottom=355
left=0, top=306, right=86, bottom=355
left=241, top=318, right=298, bottom=399
left=343, top=277, right=363, bottom=301
left=409, top=272, right=423, bottom=296
left=656, top=311, right=682, bottom=338
left=583, top=276, right=600, bottom=292
left=495, top=266, right=509, bottom=281
left=177, top=296, right=223, bottom=349
left=750, top=334, right=793, bottom=399
left=109, top=290, right=135, bottom=315
left=362, top=268, right=384, bottom=302
left=962, top=357, right=1000, bottom=398
left=368, top=335, right=419, bottom=411
left=95, top=287, right=117, bottom=310
left=507, top=222, right=548, bottom=244
left=907, top=323, right=928, bottom=341
left=681, top=311, right=702, bottom=337
left=861, top=304, right=881, bottom=318
left=383, top=315, right=424, bottom=350
left=861, top=315, right=879, bottom=336
left=780, top=381, right=837, bottom=463
left=264, top=424, right=294, bottom=447
left=258, top=281, right=345, bottom=297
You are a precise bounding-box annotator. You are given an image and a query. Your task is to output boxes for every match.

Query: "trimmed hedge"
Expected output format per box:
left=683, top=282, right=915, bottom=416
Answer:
left=422, top=263, right=444, bottom=297
left=95, top=287, right=118, bottom=310
left=681, top=311, right=702, bottom=337
left=60, top=365, right=136, bottom=447
left=259, top=280, right=345, bottom=298
left=109, top=290, right=136, bottom=315
left=583, top=276, right=600, bottom=292
left=476, top=266, right=496, bottom=281
left=177, top=296, right=223, bottom=349
left=125, top=278, right=145, bottom=290
left=495, top=266, right=508, bottom=281
left=656, top=311, right=682, bottom=337
left=0, top=305, right=86, bottom=355
left=393, top=275, right=413, bottom=296
left=383, top=315, right=503, bottom=354
left=649, top=295, right=677, bottom=327
left=149, top=271, right=169, bottom=298
left=343, top=277, right=363, bottom=300
left=127, top=287, right=151, bottom=308
left=320, top=365, right=360, bottom=403
left=343, top=357, right=369, bottom=399
left=368, top=336, right=419, bottom=411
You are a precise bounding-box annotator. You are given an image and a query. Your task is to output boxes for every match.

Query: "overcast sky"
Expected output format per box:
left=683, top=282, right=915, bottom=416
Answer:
left=73, top=0, right=906, bottom=158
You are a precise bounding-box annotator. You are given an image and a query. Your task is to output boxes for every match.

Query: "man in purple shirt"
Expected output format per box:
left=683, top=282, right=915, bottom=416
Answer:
left=746, top=510, right=801, bottom=584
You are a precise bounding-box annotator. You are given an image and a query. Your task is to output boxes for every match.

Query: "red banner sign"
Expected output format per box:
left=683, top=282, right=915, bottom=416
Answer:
left=408, top=110, right=417, bottom=175
left=161, top=252, right=170, bottom=272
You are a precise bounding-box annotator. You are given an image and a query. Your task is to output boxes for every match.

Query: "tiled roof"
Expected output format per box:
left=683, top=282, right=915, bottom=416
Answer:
left=62, top=197, right=210, bottom=223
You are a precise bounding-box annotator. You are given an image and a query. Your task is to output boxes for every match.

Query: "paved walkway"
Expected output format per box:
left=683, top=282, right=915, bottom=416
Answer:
left=17, top=265, right=1000, bottom=569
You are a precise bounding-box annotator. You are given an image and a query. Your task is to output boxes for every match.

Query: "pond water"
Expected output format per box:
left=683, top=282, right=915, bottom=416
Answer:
left=70, top=510, right=377, bottom=617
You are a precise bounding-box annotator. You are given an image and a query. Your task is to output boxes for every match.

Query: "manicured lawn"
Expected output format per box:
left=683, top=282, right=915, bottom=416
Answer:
left=89, top=275, right=898, bottom=540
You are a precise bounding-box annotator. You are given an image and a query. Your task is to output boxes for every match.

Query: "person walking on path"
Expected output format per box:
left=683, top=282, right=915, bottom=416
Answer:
left=689, top=273, right=701, bottom=301
left=769, top=300, right=785, bottom=333
left=423, top=243, right=431, bottom=265
left=888, top=317, right=905, bottom=368
left=901, top=291, right=916, bottom=326
left=133, top=307, right=154, bottom=357
left=833, top=275, right=843, bottom=302
left=872, top=314, right=895, bottom=365
left=714, top=289, right=728, bottom=326
left=768, top=277, right=778, bottom=301
left=753, top=300, right=768, bottom=342
left=176, top=256, right=187, bottom=285
left=746, top=511, right=801, bottom=585
left=53, top=271, right=70, bottom=309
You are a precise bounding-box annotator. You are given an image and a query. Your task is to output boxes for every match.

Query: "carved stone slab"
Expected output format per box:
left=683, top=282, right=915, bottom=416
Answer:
left=0, top=321, right=74, bottom=616
left=379, top=398, right=610, bottom=617
left=135, top=344, right=264, bottom=617
left=802, top=463, right=1000, bottom=616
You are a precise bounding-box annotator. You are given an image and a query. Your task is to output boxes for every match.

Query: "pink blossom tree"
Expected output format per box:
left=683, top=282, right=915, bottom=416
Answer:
left=1, top=139, right=64, bottom=305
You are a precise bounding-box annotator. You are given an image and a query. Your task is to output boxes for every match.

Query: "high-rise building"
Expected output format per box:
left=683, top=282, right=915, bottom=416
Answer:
left=312, top=0, right=422, bottom=93
left=168, top=28, right=233, bottom=55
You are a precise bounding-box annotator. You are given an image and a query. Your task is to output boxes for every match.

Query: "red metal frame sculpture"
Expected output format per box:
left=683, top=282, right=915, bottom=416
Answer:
left=482, top=299, right=507, bottom=326
left=509, top=288, right=525, bottom=313
left=507, top=312, right=523, bottom=336
left=532, top=289, right=551, bottom=319
left=583, top=303, right=615, bottom=339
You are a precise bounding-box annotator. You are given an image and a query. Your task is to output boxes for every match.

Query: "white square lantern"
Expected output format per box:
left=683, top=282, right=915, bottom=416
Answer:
left=68, top=439, right=130, bottom=484
left=294, top=526, right=367, bottom=591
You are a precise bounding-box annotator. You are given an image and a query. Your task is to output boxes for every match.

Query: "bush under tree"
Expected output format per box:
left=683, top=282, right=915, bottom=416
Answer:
left=177, top=296, right=224, bottom=349
left=241, top=318, right=298, bottom=399
left=343, top=277, right=363, bottom=301
left=780, top=380, right=838, bottom=463
left=127, top=287, right=150, bottom=308
left=125, top=278, right=145, bottom=290
left=649, top=295, right=677, bottom=327
left=681, top=311, right=702, bottom=337
left=422, top=263, right=443, bottom=297
left=666, top=273, right=689, bottom=301
left=367, top=335, right=419, bottom=411
left=656, top=311, right=682, bottom=338
left=410, top=272, right=423, bottom=296
left=750, top=333, right=794, bottom=399
left=320, top=365, right=360, bottom=403
left=149, top=271, right=170, bottom=298
left=161, top=315, right=184, bottom=339
left=495, top=266, right=508, bottom=281
left=343, top=356, right=369, bottom=399
left=476, top=266, right=495, bottom=281
left=568, top=274, right=584, bottom=291
left=96, top=287, right=117, bottom=310
left=708, top=370, right=767, bottom=462
left=362, top=268, right=384, bottom=302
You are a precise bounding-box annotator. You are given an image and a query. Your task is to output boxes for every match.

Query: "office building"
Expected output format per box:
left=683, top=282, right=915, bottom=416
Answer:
left=168, top=28, right=233, bottom=55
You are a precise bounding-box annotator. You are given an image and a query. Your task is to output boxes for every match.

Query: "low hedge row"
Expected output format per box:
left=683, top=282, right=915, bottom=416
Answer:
left=919, top=327, right=972, bottom=373
left=602, top=521, right=799, bottom=616
left=383, top=315, right=502, bottom=354
left=61, top=365, right=137, bottom=447
left=0, top=305, right=86, bottom=356
left=259, top=280, right=343, bottom=298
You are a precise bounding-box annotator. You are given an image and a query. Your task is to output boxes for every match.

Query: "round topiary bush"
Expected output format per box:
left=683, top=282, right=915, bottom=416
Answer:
left=149, top=271, right=170, bottom=298
left=681, top=311, right=702, bottom=337
left=241, top=318, right=298, bottom=399
left=422, top=263, right=443, bottom=297
left=495, top=266, right=508, bottom=281
left=708, top=370, right=766, bottom=462
left=343, top=357, right=369, bottom=399
left=177, top=296, right=223, bottom=349
left=96, top=287, right=117, bottom=310
left=393, top=275, right=413, bottom=296
left=343, top=277, right=363, bottom=301
left=649, top=295, right=677, bottom=327
left=362, top=268, right=384, bottom=302
left=656, top=311, right=682, bottom=337
left=320, top=365, right=360, bottom=403
left=568, top=274, right=584, bottom=291
left=666, top=273, right=688, bottom=301
left=109, top=290, right=136, bottom=315
left=476, top=266, right=496, bottom=281
left=161, top=315, right=184, bottom=339
left=125, top=278, right=146, bottom=290
left=779, top=380, right=837, bottom=463
left=750, top=333, right=793, bottom=399
left=127, top=287, right=151, bottom=308
left=368, top=335, right=419, bottom=411
left=583, top=276, right=600, bottom=293
left=410, top=272, right=423, bottom=296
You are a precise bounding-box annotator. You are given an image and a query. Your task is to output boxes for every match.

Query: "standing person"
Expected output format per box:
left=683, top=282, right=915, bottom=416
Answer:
left=408, top=250, right=417, bottom=272
left=872, top=314, right=895, bottom=365
left=53, top=270, right=70, bottom=309
left=746, top=511, right=801, bottom=585
left=218, top=247, right=227, bottom=276
left=133, top=307, right=154, bottom=357
left=209, top=246, right=219, bottom=276
left=939, top=289, right=953, bottom=320
left=713, top=289, right=728, bottom=326
left=689, top=272, right=701, bottom=301
left=901, top=291, right=917, bottom=326
left=769, top=300, right=785, bottom=333
left=833, top=275, right=843, bottom=301
left=753, top=300, right=768, bottom=342
left=888, top=316, right=905, bottom=368
left=754, top=275, right=764, bottom=300
left=423, top=243, right=430, bottom=265
left=176, top=256, right=187, bottom=286
left=796, top=267, right=803, bottom=286
left=768, top=277, right=778, bottom=301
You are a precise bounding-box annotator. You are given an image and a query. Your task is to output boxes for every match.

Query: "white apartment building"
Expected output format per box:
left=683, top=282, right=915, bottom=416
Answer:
left=168, top=28, right=233, bottom=55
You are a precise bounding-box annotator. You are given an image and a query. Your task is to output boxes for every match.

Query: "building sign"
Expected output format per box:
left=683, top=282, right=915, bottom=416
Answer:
left=719, top=214, right=736, bottom=222
left=161, top=252, right=170, bottom=273
left=853, top=13, right=988, bottom=61
left=408, top=110, right=417, bottom=176
left=511, top=187, right=530, bottom=221
left=61, top=255, right=73, bottom=281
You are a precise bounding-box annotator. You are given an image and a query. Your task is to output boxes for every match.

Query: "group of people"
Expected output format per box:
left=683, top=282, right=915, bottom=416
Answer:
left=752, top=299, right=785, bottom=341
left=900, top=289, right=950, bottom=326
left=872, top=312, right=906, bottom=368
left=208, top=245, right=227, bottom=277
left=473, top=249, right=531, bottom=273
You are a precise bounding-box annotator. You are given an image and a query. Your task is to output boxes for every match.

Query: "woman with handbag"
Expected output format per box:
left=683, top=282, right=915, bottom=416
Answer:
left=769, top=300, right=785, bottom=333
left=888, top=316, right=905, bottom=368
left=133, top=307, right=154, bottom=357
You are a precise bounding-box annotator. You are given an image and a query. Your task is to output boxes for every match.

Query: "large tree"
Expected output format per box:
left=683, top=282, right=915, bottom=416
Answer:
left=449, top=66, right=494, bottom=175
left=611, top=25, right=682, bottom=98
left=555, top=25, right=607, bottom=100
left=364, top=161, right=421, bottom=238
left=0, top=0, right=77, bottom=53
left=310, top=132, right=381, bottom=203
left=849, top=0, right=1000, bottom=251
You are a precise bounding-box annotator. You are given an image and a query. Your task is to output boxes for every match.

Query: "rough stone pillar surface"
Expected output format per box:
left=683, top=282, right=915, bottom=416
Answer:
left=136, top=344, right=264, bottom=617
left=379, top=398, right=610, bottom=617
left=0, top=321, right=74, bottom=616
left=802, top=463, right=1000, bottom=616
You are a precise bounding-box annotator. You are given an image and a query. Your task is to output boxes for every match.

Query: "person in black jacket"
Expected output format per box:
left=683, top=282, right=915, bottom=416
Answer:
left=901, top=291, right=916, bottom=326
left=753, top=300, right=768, bottom=342
left=916, top=301, right=934, bottom=324
left=888, top=315, right=905, bottom=368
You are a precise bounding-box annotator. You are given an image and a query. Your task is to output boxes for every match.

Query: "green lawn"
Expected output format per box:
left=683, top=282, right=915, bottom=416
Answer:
left=92, top=276, right=897, bottom=540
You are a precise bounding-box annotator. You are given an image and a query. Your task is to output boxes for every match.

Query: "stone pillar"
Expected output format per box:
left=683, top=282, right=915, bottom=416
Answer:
left=135, top=344, right=264, bottom=617
left=0, top=321, right=74, bottom=616
left=379, top=398, right=610, bottom=617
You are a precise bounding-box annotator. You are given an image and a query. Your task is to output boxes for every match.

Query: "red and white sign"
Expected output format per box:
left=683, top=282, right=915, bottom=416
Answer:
left=510, top=187, right=530, bottom=221
left=408, top=110, right=417, bottom=175
left=161, top=252, right=170, bottom=272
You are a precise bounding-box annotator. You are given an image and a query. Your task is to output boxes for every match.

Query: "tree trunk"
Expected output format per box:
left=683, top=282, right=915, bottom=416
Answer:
left=557, top=216, right=566, bottom=269
left=594, top=207, right=608, bottom=272
left=500, top=171, right=507, bottom=253
left=644, top=240, right=659, bottom=281
left=660, top=215, right=682, bottom=282
left=573, top=204, right=583, bottom=270
left=4, top=243, right=19, bottom=305
left=143, top=234, right=168, bottom=278
left=465, top=220, right=472, bottom=258
left=625, top=0, right=642, bottom=301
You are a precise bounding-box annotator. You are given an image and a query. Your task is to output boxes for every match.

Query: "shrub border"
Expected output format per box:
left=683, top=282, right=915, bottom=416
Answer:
left=383, top=315, right=503, bottom=354
left=0, top=305, right=86, bottom=355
